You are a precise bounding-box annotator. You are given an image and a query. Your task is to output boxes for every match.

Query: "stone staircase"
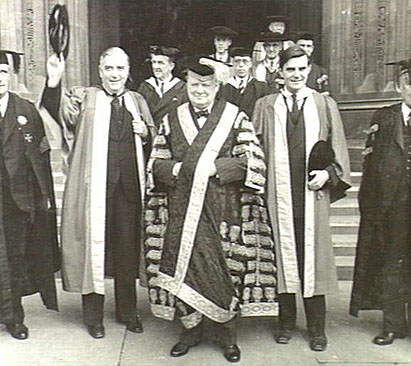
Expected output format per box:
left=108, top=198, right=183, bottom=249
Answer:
left=331, top=142, right=363, bottom=280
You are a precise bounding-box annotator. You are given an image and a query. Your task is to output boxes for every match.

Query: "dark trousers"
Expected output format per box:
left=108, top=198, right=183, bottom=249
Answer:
left=82, top=183, right=139, bottom=326
left=278, top=293, right=326, bottom=335
left=278, top=218, right=326, bottom=336
left=383, top=302, right=411, bottom=334
left=179, top=317, right=237, bottom=347
left=3, top=185, right=30, bottom=324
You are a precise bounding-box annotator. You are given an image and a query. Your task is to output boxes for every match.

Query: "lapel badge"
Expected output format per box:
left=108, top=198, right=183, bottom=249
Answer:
left=17, top=115, right=28, bottom=125
left=24, top=133, right=33, bottom=143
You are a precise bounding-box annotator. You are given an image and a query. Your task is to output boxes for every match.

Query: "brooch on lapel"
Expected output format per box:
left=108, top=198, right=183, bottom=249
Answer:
left=17, top=115, right=33, bottom=143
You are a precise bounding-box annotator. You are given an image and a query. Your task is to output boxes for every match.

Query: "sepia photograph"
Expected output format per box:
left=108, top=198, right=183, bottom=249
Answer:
left=0, top=0, right=411, bottom=365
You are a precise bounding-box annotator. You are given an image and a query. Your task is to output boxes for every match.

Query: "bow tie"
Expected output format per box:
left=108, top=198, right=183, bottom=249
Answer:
left=195, top=109, right=209, bottom=119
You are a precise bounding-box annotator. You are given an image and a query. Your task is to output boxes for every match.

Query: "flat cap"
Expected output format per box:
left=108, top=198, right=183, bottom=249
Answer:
left=209, top=26, right=238, bottom=38
left=294, top=31, right=315, bottom=41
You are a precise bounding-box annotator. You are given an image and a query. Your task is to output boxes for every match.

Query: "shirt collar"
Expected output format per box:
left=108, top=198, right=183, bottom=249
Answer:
left=193, top=102, right=214, bottom=114
left=0, top=92, right=9, bottom=117
left=401, top=102, right=411, bottom=125
left=281, top=86, right=313, bottom=100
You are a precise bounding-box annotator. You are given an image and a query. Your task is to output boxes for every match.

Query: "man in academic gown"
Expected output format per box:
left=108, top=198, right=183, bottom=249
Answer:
left=295, top=33, right=329, bottom=93
left=350, top=57, right=411, bottom=345
left=40, top=47, right=155, bottom=339
left=137, top=45, right=186, bottom=126
left=145, top=55, right=277, bottom=362
left=253, top=45, right=351, bottom=351
left=0, top=50, right=59, bottom=340
left=254, top=32, right=288, bottom=92
left=219, top=47, right=270, bottom=118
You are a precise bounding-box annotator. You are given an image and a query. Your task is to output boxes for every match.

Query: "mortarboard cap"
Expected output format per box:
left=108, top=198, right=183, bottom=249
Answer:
left=386, top=58, right=411, bottom=71
left=230, top=47, right=254, bottom=58
left=259, top=32, right=288, bottom=43
left=265, top=15, right=288, bottom=23
left=209, top=26, right=238, bottom=39
left=0, top=50, right=23, bottom=73
left=180, top=55, right=231, bottom=83
left=279, top=45, right=307, bottom=68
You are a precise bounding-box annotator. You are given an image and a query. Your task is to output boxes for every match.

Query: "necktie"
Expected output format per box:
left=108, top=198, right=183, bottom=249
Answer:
left=195, top=109, right=209, bottom=119
left=238, top=78, right=245, bottom=94
left=159, top=82, right=164, bottom=96
left=290, top=94, right=299, bottom=126
left=111, top=96, right=122, bottom=125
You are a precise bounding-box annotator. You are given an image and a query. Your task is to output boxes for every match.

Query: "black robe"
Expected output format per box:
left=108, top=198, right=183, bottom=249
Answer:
left=137, top=79, right=187, bottom=126
left=0, top=93, right=59, bottom=324
left=219, top=79, right=271, bottom=118
left=350, top=103, right=411, bottom=316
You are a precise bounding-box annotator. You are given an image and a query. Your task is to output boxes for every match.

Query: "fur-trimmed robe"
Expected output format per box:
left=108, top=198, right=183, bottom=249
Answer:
left=145, top=99, right=278, bottom=328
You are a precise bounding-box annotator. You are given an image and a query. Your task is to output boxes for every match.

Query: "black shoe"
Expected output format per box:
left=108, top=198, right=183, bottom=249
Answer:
left=223, top=344, right=241, bottom=363
left=87, top=324, right=105, bottom=339
left=275, top=329, right=292, bottom=344
left=309, top=335, right=327, bottom=351
left=126, top=316, right=143, bottom=333
left=373, top=331, right=406, bottom=346
left=170, top=342, right=191, bottom=357
left=6, top=323, right=28, bottom=340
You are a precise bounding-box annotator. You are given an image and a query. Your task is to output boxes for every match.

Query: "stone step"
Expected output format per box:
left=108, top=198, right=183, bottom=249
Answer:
left=332, top=234, right=357, bottom=257
left=335, top=256, right=355, bottom=281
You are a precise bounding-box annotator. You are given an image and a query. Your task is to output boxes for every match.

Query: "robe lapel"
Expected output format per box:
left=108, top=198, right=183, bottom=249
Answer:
left=392, top=105, right=405, bottom=151
left=3, top=94, right=18, bottom=145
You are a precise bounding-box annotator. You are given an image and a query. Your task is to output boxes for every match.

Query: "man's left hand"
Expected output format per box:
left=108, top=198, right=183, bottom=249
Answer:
left=132, top=120, right=148, bottom=139
left=308, top=170, right=330, bottom=191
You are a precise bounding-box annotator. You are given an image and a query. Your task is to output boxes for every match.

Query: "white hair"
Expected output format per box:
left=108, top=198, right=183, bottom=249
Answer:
left=99, top=47, right=130, bottom=67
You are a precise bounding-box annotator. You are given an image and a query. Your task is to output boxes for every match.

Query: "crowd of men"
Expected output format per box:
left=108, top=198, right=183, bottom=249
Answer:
left=0, top=19, right=410, bottom=364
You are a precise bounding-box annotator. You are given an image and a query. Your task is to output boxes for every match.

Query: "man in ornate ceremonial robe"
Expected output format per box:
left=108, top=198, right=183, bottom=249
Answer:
left=253, top=46, right=351, bottom=351
left=145, top=56, right=277, bottom=363
left=254, top=32, right=287, bottom=93
left=40, top=47, right=155, bottom=338
left=220, top=47, right=270, bottom=118
left=295, top=33, right=329, bottom=94
left=350, top=57, right=411, bottom=346
left=0, top=50, right=59, bottom=340
left=137, top=45, right=186, bottom=126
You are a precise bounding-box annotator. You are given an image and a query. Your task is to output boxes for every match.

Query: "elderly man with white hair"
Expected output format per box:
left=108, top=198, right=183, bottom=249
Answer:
left=40, top=47, right=155, bottom=339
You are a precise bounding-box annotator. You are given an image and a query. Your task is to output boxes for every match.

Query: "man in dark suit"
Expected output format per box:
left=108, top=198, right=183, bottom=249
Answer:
left=137, top=45, right=186, bottom=126
left=0, top=50, right=59, bottom=340
left=350, top=57, right=411, bottom=345
left=295, top=33, right=329, bottom=93
left=220, top=47, right=270, bottom=118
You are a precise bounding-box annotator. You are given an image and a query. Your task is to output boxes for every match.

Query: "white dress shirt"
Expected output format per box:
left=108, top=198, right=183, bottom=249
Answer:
left=0, top=92, right=9, bottom=118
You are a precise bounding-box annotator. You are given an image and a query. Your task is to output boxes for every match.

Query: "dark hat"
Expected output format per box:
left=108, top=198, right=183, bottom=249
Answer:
left=209, top=26, right=238, bottom=38
left=230, top=47, right=253, bottom=58
left=294, top=31, right=315, bottom=42
left=308, top=141, right=335, bottom=174
left=179, top=55, right=216, bottom=76
left=0, top=50, right=23, bottom=73
left=48, top=4, right=70, bottom=59
left=279, top=45, right=308, bottom=68
left=149, top=45, right=180, bottom=58
left=265, top=15, right=288, bottom=23
left=259, top=32, right=288, bottom=43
